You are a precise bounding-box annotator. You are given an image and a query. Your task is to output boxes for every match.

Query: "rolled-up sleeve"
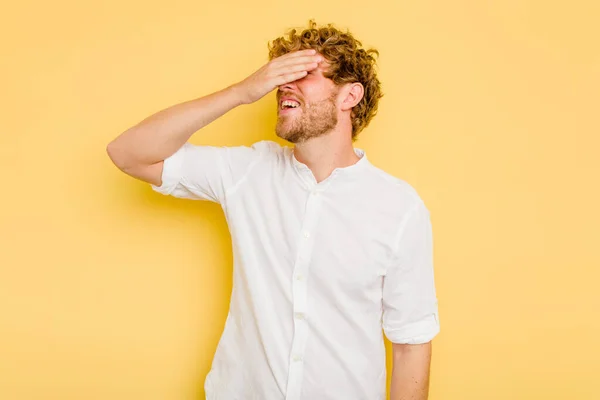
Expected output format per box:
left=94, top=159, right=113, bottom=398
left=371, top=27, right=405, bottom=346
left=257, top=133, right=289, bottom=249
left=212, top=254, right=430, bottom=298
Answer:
left=151, top=142, right=188, bottom=196
left=151, top=141, right=267, bottom=203
left=382, top=200, right=440, bottom=344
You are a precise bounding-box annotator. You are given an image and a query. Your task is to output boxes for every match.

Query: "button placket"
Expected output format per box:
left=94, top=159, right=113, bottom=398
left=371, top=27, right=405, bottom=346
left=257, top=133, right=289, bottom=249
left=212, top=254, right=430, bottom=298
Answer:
left=285, top=189, right=322, bottom=400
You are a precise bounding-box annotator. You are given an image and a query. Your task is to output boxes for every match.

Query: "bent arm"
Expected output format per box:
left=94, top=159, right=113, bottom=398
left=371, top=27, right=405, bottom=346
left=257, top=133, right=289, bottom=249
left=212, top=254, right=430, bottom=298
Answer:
left=106, top=84, right=244, bottom=186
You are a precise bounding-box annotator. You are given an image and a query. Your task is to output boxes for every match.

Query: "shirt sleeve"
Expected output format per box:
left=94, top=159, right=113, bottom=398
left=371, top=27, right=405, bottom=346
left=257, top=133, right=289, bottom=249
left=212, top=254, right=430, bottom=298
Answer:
left=382, top=200, right=440, bottom=344
left=150, top=141, right=268, bottom=204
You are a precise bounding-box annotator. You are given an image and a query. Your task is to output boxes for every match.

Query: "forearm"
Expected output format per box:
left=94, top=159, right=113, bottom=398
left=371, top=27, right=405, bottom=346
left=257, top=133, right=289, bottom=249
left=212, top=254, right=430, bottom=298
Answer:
left=107, top=84, right=245, bottom=169
left=390, top=343, right=432, bottom=400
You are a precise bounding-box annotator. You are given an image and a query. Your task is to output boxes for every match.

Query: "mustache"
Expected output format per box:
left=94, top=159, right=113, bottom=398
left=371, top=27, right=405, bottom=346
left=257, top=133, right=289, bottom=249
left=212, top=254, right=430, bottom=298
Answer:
left=277, top=91, right=303, bottom=103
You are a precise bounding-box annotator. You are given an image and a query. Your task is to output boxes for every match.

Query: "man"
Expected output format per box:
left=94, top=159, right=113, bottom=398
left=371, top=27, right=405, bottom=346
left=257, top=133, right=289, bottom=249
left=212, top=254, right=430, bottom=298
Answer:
left=107, top=20, right=440, bottom=400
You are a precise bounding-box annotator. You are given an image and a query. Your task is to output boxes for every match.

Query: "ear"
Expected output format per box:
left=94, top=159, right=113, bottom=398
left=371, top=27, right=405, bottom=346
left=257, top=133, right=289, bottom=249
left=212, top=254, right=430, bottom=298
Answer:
left=339, top=82, right=364, bottom=112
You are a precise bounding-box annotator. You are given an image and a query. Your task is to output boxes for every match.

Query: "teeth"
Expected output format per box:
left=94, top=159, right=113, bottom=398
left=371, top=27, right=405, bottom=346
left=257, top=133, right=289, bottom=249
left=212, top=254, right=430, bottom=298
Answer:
left=281, top=100, right=300, bottom=109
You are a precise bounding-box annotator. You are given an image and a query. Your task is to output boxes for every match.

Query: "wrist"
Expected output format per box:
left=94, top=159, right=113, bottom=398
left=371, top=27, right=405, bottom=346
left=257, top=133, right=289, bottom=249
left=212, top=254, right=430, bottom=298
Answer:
left=226, top=82, right=249, bottom=106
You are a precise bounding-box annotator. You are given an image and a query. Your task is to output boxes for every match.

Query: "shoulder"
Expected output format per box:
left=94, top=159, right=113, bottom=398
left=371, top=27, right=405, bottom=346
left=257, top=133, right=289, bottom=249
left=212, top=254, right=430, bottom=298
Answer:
left=246, top=140, right=292, bottom=168
left=206, top=140, right=285, bottom=169
left=363, top=162, right=427, bottom=212
left=249, top=140, right=285, bottom=154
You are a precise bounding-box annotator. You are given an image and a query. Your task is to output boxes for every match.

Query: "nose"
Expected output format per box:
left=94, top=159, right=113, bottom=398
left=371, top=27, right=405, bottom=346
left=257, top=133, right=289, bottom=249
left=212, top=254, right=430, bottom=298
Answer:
left=278, top=81, right=297, bottom=93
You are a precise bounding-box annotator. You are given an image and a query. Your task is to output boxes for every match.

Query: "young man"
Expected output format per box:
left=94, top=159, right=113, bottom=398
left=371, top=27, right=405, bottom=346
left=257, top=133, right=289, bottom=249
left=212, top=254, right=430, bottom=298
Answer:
left=107, top=20, right=440, bottom=400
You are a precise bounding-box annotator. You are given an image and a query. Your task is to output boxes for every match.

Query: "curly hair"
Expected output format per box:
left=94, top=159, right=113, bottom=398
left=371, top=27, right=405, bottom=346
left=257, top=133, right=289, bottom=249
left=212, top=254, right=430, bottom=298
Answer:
left=268, top=20, right=383, bottom=141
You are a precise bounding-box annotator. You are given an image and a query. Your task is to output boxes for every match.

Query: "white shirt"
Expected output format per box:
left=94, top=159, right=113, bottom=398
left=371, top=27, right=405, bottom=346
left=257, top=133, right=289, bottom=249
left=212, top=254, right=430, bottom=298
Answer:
left=151, top=140, right=440, bottom=400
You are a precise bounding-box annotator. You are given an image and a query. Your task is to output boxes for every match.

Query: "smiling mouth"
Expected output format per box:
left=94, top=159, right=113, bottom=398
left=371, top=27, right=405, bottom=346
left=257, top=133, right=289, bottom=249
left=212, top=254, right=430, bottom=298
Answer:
left=280, top=99, right=301, bottom=110
left=279, top=106, right=300, bottom=114
left=279, top=107, right=302, bottom=116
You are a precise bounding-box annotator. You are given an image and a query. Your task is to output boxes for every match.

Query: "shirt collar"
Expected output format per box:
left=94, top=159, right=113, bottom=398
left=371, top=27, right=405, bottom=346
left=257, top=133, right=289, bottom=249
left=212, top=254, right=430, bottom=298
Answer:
left=292, top=147, right=368, bottom=172
left=291, top=147, right=369, bottom=188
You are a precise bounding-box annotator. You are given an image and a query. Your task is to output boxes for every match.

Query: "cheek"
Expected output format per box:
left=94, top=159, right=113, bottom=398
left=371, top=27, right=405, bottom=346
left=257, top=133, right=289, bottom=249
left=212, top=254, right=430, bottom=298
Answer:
left=299, top=87, right=330, bottom=105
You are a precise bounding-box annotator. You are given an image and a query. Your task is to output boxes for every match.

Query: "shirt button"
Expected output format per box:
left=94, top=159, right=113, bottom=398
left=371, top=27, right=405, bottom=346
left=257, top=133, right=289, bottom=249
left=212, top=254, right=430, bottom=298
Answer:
left=303, top=231, right=310, bottom=238
left=311, top=190, right=319, bottom=196
left=294, top=312, right=305, bottom=320
left=295, top=274, right=304, bottom=281
left=292, top=354, right=303, bottom=362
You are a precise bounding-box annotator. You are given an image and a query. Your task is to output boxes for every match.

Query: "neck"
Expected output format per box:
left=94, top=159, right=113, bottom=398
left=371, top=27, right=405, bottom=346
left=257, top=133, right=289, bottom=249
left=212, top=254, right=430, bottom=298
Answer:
left=292, top=129, right=361, bottom=183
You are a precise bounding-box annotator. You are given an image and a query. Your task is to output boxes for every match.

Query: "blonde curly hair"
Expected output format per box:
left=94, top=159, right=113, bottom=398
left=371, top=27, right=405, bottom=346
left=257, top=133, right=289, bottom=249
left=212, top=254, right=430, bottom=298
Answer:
left=268, top=20, right=383, bottom=141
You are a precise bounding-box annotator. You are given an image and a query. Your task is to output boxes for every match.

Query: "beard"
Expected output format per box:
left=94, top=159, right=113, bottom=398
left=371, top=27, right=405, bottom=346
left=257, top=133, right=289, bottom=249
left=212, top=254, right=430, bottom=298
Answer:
left=275, top=91, right=339, bottom=144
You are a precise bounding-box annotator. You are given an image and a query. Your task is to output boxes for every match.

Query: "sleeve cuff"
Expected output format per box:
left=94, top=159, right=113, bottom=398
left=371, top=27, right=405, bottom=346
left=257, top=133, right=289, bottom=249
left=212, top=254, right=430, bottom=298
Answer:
left=151, top=143, right=188, bottom=195
left=384, top=312, right=440, bottom=344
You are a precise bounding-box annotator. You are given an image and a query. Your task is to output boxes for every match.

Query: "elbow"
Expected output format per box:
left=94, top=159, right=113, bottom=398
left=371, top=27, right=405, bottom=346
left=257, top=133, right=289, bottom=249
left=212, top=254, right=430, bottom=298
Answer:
left=106, top=140, right=131, bottom=171
left=106, top=141, right=121, bottom=168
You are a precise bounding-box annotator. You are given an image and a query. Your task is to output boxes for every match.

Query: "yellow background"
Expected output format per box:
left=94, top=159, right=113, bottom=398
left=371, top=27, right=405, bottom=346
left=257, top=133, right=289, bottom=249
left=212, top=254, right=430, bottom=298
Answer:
left=1, top=1, right=598, bottom=399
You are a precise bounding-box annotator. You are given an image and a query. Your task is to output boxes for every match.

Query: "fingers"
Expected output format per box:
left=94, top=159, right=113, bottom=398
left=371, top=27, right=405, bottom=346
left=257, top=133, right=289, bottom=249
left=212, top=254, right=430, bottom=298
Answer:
left=277, top=54, right=323, bottom=69
left=280, top=62, right=319, bottom=75
left=271, top=52, right=323, bottom=83
left=267, top=50, right=322, bottom=87
left=271, top=60, right=319, bottom=87
left=275, top=48, right=317, bottom=61
left=277, top=70, right=309, bottom=86
left=272, top=50, right=322, bottom=68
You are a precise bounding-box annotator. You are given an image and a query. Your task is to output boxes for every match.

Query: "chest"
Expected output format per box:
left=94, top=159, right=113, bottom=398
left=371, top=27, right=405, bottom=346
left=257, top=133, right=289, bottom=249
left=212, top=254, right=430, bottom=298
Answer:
left=227, top=179, right=397, bottom=293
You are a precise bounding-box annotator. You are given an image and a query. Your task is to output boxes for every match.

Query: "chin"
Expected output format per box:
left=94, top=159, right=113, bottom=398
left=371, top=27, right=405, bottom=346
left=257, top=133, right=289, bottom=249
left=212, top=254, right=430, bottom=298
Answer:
left=275, top=129, right=291, bottom=141
left=275, top=129, right=299, bottom=144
